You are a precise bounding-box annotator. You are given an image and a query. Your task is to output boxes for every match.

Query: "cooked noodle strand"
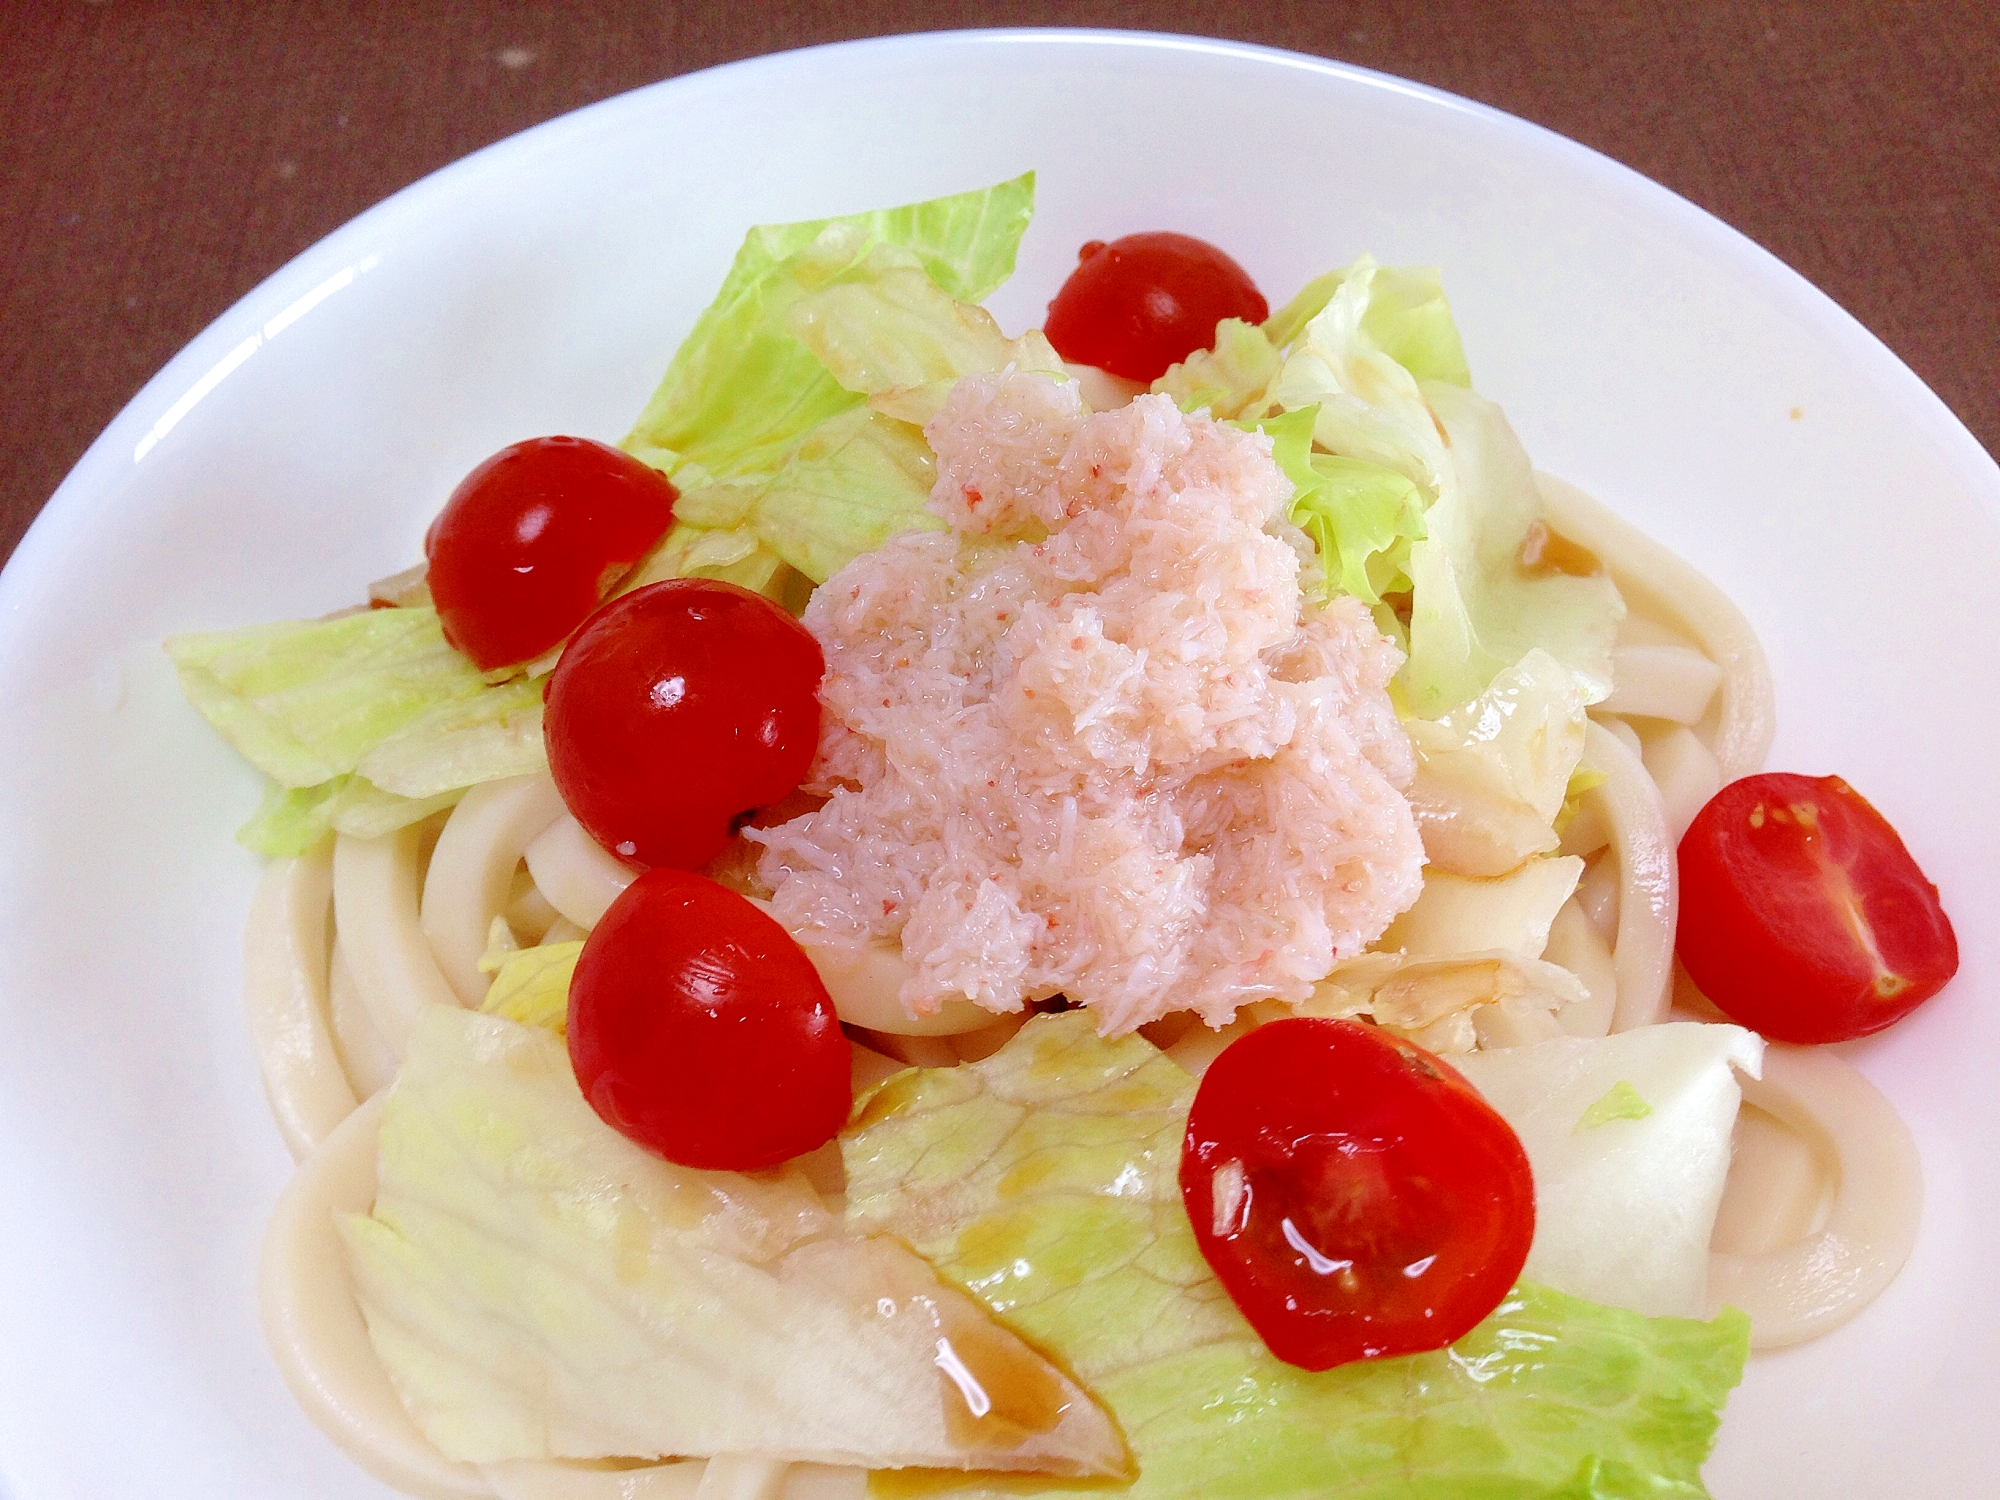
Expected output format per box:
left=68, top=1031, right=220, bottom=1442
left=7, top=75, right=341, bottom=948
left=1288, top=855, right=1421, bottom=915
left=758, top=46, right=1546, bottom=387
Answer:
left=261, top=1093, right=491, bottom=1499
left=421, top=775, right=568, bottom=1006
left=1707, top=1044, right=1923, bottom=1347
left=243, top=850, right=355, bottom=1158
left=1580, top=721, right=1676, bottom=1031
left=329, top=939, right=401, bottom=1099
left=523, top=813, right=634, bottom=932
left=1537, top=473, right=1775, bottom=779
left=334, top=823, right=463, bottom=1056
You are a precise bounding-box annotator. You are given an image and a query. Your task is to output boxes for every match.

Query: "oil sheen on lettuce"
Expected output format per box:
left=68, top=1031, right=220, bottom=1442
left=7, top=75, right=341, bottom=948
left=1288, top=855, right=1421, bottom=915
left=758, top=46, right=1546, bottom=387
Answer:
left=842, top=1012, right=1750, bottom=1500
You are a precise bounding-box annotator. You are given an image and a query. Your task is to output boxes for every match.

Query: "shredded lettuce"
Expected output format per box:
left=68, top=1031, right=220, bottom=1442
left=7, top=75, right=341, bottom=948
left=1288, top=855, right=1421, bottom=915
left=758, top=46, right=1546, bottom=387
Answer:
left=1579, top=1081, right=1655, bottom=1129
left=845, top=1013, right=1750, bottom=1499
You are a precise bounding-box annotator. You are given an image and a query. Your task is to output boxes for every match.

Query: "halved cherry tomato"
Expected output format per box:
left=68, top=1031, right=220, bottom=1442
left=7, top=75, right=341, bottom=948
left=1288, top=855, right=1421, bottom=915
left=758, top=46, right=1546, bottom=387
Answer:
left=1677, top=773, right=1957, bottom=1043
left=1180, top=1017, right=1533, bottom=1371
left=425, top=435, right=676, bottom=672
left=543, top=578, right=824, bottom=871
left=567, top=868, right=850, bottom=1170
left=1044, top=232, right=1269, bottom=384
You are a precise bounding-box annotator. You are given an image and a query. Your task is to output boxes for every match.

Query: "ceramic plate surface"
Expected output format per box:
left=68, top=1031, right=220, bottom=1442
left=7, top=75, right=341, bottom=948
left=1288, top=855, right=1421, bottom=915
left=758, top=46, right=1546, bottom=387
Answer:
left=1, top=29, right=1995, bottom=1500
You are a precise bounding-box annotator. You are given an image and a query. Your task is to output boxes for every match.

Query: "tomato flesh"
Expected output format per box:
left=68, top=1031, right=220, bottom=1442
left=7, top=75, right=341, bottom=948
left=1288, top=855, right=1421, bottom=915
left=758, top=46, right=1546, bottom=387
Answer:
left=544, top=578, right=824, bottom=871
left=1180, top=1017, right=1534, bottom=1370
left=567, top=868, right=850, bottom=1170
left=425, top=435, right=676, bottom=672
left=1044, top=232, right=1269, bottom=384
left=1677, top=772, right=1957, bottom=1043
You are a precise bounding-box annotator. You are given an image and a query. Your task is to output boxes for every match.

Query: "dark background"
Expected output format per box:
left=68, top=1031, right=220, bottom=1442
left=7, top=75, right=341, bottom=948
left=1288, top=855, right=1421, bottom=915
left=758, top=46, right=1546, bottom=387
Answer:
left=4, top=0, right=1994, bottom=565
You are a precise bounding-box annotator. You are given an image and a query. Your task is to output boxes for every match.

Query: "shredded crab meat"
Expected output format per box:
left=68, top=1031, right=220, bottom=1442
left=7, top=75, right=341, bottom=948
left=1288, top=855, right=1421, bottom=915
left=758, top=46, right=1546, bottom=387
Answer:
left=750, top=372, right=1423, bottom=1034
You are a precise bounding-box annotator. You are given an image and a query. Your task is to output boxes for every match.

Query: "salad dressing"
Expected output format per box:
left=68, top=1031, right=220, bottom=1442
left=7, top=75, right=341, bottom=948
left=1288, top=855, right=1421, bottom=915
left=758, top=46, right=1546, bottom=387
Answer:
left=1516, top=520, right=1605, bottom=580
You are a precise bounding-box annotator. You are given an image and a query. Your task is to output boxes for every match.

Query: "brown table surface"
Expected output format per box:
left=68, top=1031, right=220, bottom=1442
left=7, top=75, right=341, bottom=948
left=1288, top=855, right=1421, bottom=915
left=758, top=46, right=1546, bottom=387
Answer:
left=4, top=1, right=1995, bottom=567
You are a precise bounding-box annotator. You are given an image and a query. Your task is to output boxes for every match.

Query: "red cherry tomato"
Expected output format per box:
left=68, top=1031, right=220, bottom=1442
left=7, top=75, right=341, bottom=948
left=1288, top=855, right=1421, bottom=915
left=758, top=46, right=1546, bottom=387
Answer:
left=1180, top=1017, right=1533, bottom=1371
left=544, top=578, right=824, bottom=871
left=1044, top=232, right=1270, bottom=384
left=567, top=868, right=850, bottom=1170
left=425, top=435, right=676, bottom=672
left=1677, top=773, right=1957, bottom=1043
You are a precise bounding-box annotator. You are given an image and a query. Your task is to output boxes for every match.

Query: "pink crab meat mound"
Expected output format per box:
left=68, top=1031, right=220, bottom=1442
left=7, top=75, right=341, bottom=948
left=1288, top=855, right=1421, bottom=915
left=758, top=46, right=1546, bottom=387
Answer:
left=749, top=371, right=1424, bottom=1036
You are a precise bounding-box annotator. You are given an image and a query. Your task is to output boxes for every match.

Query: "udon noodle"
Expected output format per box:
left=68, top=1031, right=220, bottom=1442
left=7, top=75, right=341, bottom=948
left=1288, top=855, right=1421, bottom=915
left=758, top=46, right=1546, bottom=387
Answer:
left=242, top=478, right=1921, bottom=1498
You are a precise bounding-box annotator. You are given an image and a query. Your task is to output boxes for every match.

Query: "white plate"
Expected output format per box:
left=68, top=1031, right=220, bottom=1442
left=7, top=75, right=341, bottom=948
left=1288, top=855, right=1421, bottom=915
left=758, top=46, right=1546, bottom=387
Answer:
left=1, top=28, right=1994, bottom=1500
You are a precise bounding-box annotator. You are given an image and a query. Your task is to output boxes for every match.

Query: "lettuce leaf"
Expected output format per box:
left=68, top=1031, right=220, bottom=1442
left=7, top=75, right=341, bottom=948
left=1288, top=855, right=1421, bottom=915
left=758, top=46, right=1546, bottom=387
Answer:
left=170, top=607, right=544, bottom=852
left=1154, top=317, right=1284, bottom=419
left=1268, top=256, right=1459, bottom=494
left=1454, top=1024, right=1764, bottom=1320
left=844, top=1012, right=1749, bottom=1500
left=342, top=1007, right=1128, bottom=1473
left=750, top=408, right=945, bottom=584
left=167, top=607, right=489, bottom=789
left=478, top=941, right=581, bottom=1033
left=786, top=245, right=1065, bottom=426
left=616, top=518, right=807, bottom=612
left=623, top=174, right=1034, bottom=483
left=236, top=774, right=461, bottom=856
left=621, top=175, right=1038, bottom=586
left=1239, top=406, right=1427, bottom=608
left=1263, top=260, right=1471, bottom=385
left=1401, top=385, right=1624, bottom=716
left=1239, top=254, right=1622, bottom=715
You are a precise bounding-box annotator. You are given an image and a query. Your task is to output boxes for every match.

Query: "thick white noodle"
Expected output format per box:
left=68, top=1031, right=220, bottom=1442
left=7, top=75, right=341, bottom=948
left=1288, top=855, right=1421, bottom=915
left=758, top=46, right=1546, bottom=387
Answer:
left=1707, top=1045, right=1923, bottom=1348
left=523, top=813, right=634, bottom=931
left=1639, top=723, right=1725, bottom=843
left=421, top=775, right=568, bottom=1007
left=1596, top=714, right=1643, bottom=761
left=1538, top=473, right=1775, bottom=779
left=743, top=899, right=997, bottom=1038
left=1569, top=847, right=1619, bottom=941
left=261, top=1092, right=491, bottom=1499
left=505, top=878, right=562, bottom=944
left=329, top=940, right=402, bottom=1099
left=334, top=822, right=463, bottom=1057
left=1599, top=644, right=1723, bottom=725
left=243, top=850, right=357, bottom=1159
left=695, top=1457, right=797, bottom=1499
left=1543, top=900, right=1617, bottom=1038
left=1580, top=721, right=1676, bottom=1031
